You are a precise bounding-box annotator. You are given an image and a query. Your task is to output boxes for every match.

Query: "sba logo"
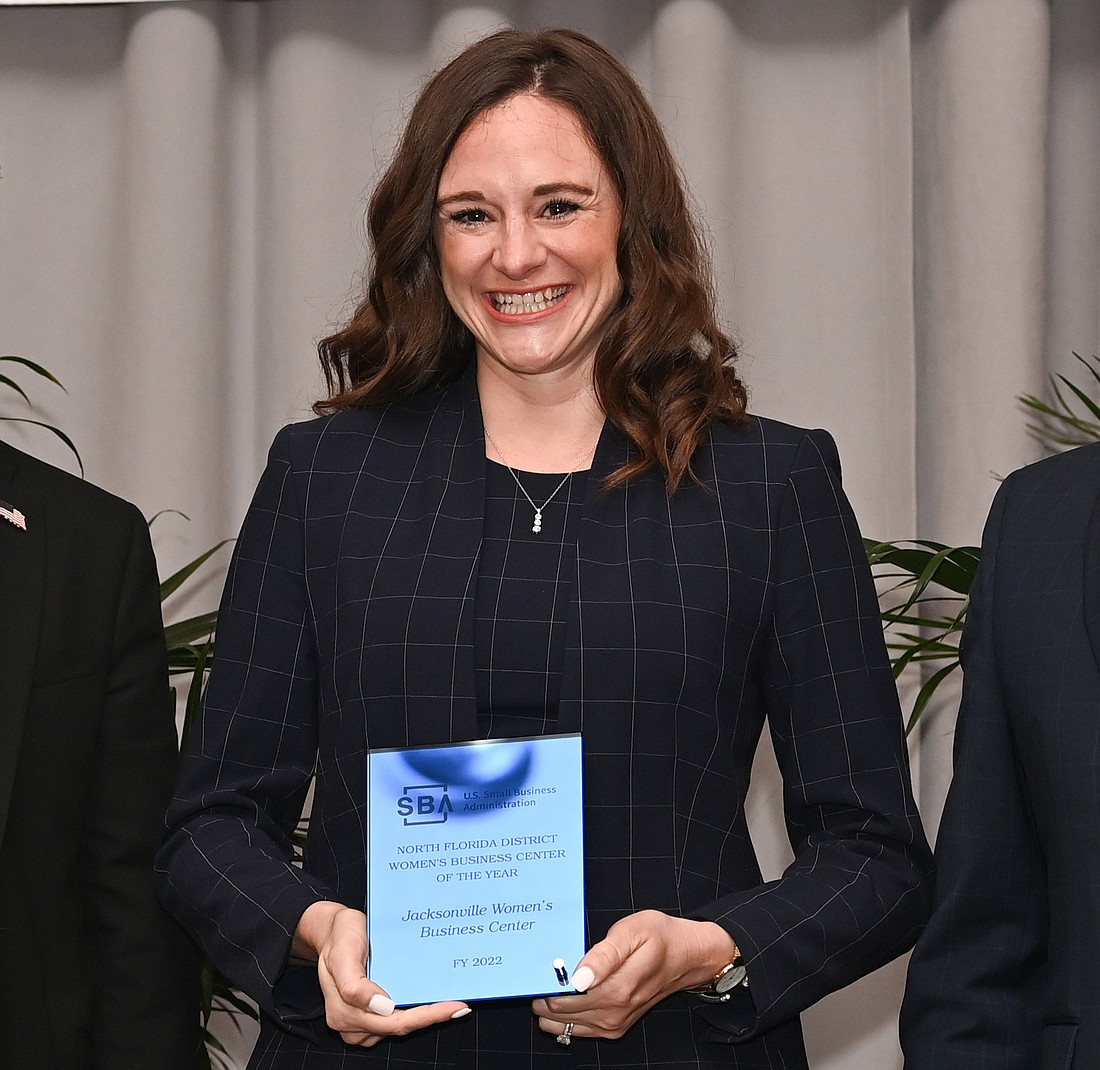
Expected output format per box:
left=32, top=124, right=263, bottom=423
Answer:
left=397, top=783, right=453, bottom=825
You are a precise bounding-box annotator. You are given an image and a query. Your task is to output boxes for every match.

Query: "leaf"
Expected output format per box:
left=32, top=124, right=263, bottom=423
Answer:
left=864, top=538, right=978, bottom=596
left=199, top=1029, right=232, bottom=1064
left=148, top=508, right=191, bottom=527
left=199, top=961, right=215, bottom=1023
left=211, top=987, right=258, bottom=1025
left=1023, top=358, right=1100, bottom=448
left=164, top=611, right=219, bottom=650
left=905, top=660, right=961, bottom=735
left=291, top=815, right=310, bottom=863
left=890, top=629, right=960, bottom=679
left=180, top=638, right=212, bottom=752
left=1023, top=422, right=1091, bottom=448
left=865, top=535, right=972, bottom=733
left=160, top=540, right=233, bottom=600
left=1054, top=372, right=1100, bottom=426
left=1071, top=350, right=1100, bottom=390
left=0, top=374, right=31, bottom=405
left=0, top=354, right=67, bottom=388
left=0, top=417, right=83, bottom=475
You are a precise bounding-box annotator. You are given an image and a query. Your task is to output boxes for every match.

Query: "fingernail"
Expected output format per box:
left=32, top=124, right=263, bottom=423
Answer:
left=368, top=993, right=395, bottom=1016
left=450, top=1007, right=473, bottom=1019
left=572, top=965, right=595, bottom=992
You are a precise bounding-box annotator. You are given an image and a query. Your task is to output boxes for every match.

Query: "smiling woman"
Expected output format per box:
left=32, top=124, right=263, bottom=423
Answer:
left=156, top=26, right=932, bottom=1070
left=435, top=93, right=623, bottom=469
left=312, top=26, right=747, bottom=490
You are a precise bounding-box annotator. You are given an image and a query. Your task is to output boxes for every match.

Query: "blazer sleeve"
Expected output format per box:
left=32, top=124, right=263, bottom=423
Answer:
left=156, top=427, right=330, bottom=1033
left=899, top=475, right=1048, bottom=1069
left=692, top=428, right=933, bottom=1037
left=83, top=502, right=201, bottom=1068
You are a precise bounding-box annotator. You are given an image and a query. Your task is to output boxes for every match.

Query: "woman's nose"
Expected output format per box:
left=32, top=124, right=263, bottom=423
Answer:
left=491, top=219, right=547, bottom=279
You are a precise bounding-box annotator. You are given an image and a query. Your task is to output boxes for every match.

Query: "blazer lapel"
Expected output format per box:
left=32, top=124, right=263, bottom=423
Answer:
left=353, top=368, right=488, bottom=748
left=410, top=369, right=486, bottom=743
left=0, top=443, right=44, bottom=846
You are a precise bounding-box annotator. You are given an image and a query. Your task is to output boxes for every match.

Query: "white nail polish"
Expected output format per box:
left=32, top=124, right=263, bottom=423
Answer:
left=572, top=965, right=595, bottom=992
left=450, top=1007, right=473, bottom=1019
left=368, top=993, right=396, bottom=1016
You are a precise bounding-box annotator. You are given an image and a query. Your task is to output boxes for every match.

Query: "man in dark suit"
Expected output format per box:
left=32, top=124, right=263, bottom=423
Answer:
left=0, top=439, right=199, bottom=1068
left=901, top=441, right=1100, bottom=1068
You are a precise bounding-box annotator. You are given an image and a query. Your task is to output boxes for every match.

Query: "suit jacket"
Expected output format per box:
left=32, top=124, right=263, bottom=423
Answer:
left=157, top=369, right=931, bottom=1069
left=0, top=440, right=199, bottom=1069
left=901, top=441, right=1100, bottom=1070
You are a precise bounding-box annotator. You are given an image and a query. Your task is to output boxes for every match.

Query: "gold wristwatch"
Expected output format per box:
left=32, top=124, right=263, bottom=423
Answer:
left=689, top=954, right=747, bottom=1003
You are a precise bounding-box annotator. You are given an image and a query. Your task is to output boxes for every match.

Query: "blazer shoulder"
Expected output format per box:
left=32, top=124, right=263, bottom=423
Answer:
left=992, top=441, right=1100, bottom=533
left=269, top=380, right=478, bottom=493
left=273, top=384, right=467, bottom=455
left=707, top=414, right=841, bottom=482
left=0, top=440, right=143, bottom=531
left=1000, top=440, right=1100, bottom=495
left=713, top=413, right=837, bottom=449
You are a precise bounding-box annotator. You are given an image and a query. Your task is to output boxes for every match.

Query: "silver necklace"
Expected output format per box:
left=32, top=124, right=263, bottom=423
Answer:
left=484, top=428, right=594, bottom=534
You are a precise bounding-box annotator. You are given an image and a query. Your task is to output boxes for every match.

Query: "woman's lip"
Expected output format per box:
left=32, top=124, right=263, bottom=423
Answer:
left=483, top=284, right=572, bottom=322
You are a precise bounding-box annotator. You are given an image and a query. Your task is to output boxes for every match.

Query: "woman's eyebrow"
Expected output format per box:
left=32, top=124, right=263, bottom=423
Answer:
left=532, top=182, right=595, bottom=198
left=436, top=182, right=596, bottom=208
left=437, top=190, right=484, bottom=207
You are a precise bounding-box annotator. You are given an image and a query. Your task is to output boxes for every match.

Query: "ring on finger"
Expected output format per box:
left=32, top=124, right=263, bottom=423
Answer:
left=556, top=1021, right=575, bottom=1046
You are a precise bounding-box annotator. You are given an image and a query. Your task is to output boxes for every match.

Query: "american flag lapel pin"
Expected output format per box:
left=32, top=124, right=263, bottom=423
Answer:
left=0, top=499, right=27, bottom=531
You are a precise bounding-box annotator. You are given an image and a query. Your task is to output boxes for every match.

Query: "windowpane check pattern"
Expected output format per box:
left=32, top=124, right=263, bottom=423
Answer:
left=157, top=367, right=931, bottom=1068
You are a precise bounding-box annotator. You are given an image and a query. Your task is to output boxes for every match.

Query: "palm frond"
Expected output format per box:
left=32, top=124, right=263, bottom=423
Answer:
left=865, top=537, right=976, bottom=732
left=0, top=357, right=82, bottom=472
left=1022, top=353, right=1100, bottom=449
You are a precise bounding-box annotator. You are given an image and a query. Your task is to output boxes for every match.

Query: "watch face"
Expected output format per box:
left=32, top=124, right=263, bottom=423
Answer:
left=714, top=962, right=747, bottom=993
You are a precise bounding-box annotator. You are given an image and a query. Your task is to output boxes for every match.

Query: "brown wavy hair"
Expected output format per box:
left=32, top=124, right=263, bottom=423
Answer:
left=316, top=27, right=747, bottom=490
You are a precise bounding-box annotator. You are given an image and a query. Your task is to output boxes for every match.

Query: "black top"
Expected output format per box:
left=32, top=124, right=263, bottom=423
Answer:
left=474, top=459, right=587, bottom=738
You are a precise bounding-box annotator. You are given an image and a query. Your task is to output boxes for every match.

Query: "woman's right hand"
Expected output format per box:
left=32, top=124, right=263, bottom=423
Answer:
left=293, top=901, right=471, bottom=1047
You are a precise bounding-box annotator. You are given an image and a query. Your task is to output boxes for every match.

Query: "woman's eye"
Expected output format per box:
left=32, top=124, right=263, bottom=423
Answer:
left=544, top=200, right=581, bottom=219
left=450, top=208, right=489, bottom=226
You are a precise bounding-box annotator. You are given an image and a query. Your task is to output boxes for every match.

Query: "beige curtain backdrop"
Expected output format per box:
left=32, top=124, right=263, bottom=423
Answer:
left=2, top=0, right=1096, bottom=1066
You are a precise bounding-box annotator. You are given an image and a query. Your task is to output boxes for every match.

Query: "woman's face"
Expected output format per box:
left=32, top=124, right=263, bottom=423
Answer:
left=435, top=93, right=623, bottom=389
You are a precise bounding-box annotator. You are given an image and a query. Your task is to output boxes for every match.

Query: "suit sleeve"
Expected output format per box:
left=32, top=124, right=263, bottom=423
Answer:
left=156, top=427, right=330, bottom=1035
left=692, top=428, right=933, bottom=1037
left=84, top=503, right=201, bottom=1069
left=900, top=475, right=1048, bottom=1069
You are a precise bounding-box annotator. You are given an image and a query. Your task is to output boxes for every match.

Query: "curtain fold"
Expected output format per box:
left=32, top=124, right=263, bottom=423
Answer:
left=911, top=0, right=1051, bottom=547
left=1046, top=0, right=1100, bottom=381
left=1, top=2, right=1095, bottom=1066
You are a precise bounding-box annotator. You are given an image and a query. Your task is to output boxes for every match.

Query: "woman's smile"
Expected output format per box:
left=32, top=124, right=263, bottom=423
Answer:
left=486, top=285, right=571, bottom=318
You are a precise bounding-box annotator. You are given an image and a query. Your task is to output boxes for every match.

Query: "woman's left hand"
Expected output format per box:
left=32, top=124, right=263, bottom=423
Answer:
left=532, top=910, right=739, bottom=1042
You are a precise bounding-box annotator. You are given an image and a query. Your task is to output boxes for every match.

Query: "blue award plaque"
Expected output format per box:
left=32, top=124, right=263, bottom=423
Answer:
left=366, top=733, right=585, bottom=1006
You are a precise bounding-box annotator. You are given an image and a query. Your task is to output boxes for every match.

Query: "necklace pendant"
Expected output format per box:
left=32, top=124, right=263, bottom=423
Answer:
left=532, top=508, right=543, bottom=534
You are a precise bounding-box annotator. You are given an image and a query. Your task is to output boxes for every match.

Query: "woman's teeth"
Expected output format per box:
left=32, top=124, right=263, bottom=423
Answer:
left=490, top=286, right=568, bottom=315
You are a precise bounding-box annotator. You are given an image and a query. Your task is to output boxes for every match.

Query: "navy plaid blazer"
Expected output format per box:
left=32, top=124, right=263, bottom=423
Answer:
left=902, top=442, right=1100, bottom=1069
left=157, top=368, right=931, bottom=1069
